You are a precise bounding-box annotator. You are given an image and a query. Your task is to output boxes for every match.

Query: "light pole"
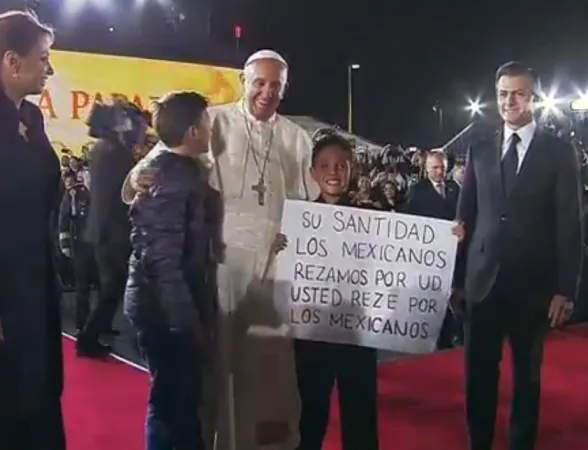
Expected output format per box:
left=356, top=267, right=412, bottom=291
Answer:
left=347, top=63, right=360, bottom=133
left=432, top=102, right=443, bottom=135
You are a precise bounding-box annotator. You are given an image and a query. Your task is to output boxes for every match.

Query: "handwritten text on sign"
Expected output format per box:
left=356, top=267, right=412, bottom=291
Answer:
left=274, top=200, right=458, bottom=354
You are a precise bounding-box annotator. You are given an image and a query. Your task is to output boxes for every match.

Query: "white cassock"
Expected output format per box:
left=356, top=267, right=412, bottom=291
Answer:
left=122, top=100, right=317, bottom=450
left=204, top=100, right=317, bottom=450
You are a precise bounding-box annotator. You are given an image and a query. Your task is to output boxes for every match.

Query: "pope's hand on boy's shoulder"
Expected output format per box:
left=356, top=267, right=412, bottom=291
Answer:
left=131, top=163, right=157, bottom=198
left=271, top=233, right=288, bottom=255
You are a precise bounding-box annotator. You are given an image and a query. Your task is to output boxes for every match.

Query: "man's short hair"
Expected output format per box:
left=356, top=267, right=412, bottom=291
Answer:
left=426, top=150, right=446, bottom=163
left=151, top=91, right=208, bottom=148
left=495, top=61, right=536, bottom=88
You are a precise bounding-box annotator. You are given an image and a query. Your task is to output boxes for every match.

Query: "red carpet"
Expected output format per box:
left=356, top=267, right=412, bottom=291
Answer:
left=62, top=338, right=148, bottom=449
left=62, top=327, right=588, bottom=450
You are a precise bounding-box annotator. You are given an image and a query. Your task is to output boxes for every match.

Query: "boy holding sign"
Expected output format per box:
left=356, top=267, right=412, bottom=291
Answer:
left=271, top=134, right=379, bottom=450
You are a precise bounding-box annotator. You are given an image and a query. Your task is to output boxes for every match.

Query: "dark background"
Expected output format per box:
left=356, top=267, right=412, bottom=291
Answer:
left=6, top=0, right=588, bottom=146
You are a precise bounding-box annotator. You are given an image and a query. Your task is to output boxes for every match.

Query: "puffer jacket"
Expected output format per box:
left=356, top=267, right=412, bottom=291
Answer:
left=124, top=151, right=220, bottom=336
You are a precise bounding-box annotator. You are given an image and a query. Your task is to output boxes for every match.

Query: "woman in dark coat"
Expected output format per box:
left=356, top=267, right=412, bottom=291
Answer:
left=0, top=11, right=66, bottom=449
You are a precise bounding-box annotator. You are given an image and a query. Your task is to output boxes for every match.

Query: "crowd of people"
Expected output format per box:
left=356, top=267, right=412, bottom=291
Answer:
left=0, top=9, right=586, bottom=450
left=58, top=126, right=468, bottom=354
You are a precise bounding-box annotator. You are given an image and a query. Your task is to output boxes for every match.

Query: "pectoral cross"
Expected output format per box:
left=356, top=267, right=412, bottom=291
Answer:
left=251, top=179, right=266, bottom=206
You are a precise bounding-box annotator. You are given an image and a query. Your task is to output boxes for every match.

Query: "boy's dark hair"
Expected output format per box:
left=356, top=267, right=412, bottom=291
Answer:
left=311, top=134, right=353, bottom=166
left=495, top=61, right=536, bottom=89
left=0, top=10, right=54, bottom=59
left=152, top=91, right=208, bottom=148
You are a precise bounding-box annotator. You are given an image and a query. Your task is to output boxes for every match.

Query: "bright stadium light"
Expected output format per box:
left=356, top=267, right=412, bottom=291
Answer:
left=65, top=0, right=111, bottom=6
left=571, top=92, right=588, bottom=112
left=542, top=95, right=558, bottom=111
left=465, top=98, right=484, bottom=116
left=63, top=0, right=113, bottom=15
left=536, top=88, right=562, bottom=115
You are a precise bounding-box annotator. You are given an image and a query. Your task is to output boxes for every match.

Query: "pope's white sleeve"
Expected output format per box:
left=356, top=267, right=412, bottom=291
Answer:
left=121, top=168, right=136, bottom=205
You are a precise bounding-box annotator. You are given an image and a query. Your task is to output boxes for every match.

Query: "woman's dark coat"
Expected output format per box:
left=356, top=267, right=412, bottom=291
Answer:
left=0, top=92, right=64, bottom=416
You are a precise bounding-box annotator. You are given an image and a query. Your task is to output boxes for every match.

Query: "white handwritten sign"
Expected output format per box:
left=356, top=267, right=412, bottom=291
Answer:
left=274, top=200, right=458, bottom=354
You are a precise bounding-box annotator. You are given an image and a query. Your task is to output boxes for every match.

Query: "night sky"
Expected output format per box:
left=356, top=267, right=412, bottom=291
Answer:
left=6, top=0, right=588, bottom=147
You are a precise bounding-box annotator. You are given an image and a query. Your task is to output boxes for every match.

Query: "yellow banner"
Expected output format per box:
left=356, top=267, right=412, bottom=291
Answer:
left=29, top=50, right=242, bottom=156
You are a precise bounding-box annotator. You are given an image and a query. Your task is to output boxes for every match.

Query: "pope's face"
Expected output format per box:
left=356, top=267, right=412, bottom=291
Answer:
left=244, top=59, right=285, bottom=121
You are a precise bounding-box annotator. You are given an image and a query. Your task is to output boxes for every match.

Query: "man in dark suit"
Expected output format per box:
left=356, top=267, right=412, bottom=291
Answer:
left=454, top=61, right=583, bottom=450
left=77, top=136, right=135, bottom=356
left=403, top=150, right=460, bottom=220
left=404, top=151, right=461, bottom=349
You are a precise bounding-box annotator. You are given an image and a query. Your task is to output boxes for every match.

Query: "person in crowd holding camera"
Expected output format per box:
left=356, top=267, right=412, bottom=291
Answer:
left=77, top=100, right=149, bottom=357
left=351, top=173, right=382, bottom=209
left=59, top=171, right=96, bottom=335
left=68, top=155, right=91, bottom=189
left=271, top=134, right=379, bottom=450
left=380, top=180, right=398, bottom=211
left=452, top=159, right=465, bottom=188
left=0, top=10, right=66, bottom=449
left=124, top=91, right=217, bottom=450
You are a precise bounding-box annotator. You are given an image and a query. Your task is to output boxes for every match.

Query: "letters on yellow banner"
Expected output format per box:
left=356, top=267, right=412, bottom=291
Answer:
left=30, top=50, right=242, bottom=156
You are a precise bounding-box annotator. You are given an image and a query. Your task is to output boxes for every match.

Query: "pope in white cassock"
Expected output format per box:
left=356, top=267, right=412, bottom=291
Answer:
left=122, top=50, right=317, bottom=450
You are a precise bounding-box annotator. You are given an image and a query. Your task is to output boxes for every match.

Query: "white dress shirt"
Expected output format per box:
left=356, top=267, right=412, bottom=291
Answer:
left=502, top=120, right=536, bottom=173
left=430, top=179, right=445, bottom=198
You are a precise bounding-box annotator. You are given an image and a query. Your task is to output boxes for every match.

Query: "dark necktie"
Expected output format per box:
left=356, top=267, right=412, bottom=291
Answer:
left=434, top=182, right=445, bottom=198
left=501, top=132, right=520, bottom=196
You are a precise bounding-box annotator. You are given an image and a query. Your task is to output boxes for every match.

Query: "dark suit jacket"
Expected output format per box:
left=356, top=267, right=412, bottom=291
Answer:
left=0, top=93, right=64, bottom=415
left=85, top=139, right=135, bottom=257
left=403, top=178, right=460, bottom=220
left=456, top=128, right=583, bottom=311
left=402, top=178, right=465, bottom=299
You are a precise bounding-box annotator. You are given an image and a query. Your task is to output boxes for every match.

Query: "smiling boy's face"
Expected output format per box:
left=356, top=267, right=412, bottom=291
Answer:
left=310, top=145, right=351, bottom=199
